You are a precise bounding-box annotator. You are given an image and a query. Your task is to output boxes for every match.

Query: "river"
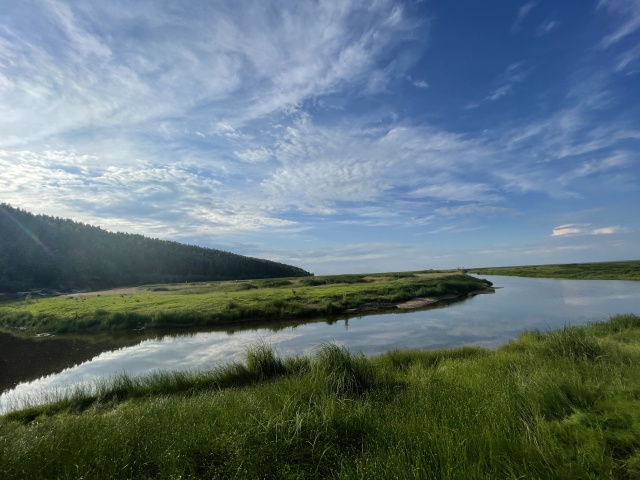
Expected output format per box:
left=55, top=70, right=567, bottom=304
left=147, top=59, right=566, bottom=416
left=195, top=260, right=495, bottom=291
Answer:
left=1, top=275, right=639, bottom=413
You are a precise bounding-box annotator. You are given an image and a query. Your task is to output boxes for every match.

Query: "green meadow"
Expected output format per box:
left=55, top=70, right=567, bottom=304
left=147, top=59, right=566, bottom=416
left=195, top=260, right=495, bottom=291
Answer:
left=2, top=314, right=639, bottom=479
left=470, top=259, right=640, bottom=280
left=0, top=272, right=490, bottom=335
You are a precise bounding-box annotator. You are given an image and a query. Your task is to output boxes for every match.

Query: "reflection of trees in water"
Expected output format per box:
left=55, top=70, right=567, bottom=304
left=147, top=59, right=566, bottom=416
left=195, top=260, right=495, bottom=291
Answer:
left=0, top=333, right=133, bottom=393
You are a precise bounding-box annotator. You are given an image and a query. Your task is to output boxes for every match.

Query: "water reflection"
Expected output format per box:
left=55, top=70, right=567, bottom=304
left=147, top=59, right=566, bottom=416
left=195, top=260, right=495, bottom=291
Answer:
left=2, top=275, right=639, bottom=413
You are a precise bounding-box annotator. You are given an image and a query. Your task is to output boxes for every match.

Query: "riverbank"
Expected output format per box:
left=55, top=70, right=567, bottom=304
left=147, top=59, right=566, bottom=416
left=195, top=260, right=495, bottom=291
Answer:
left=0, top=272, right=491, bottom=335
left=1, top=314, right=638, bottom=479
left=470, top=259, right=640, bottom=280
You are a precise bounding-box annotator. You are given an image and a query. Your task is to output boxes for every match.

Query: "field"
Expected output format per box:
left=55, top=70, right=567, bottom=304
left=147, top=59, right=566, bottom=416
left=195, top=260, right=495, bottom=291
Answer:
left=470, top=260, right=640, bottom=280
left=0, top=272, right=491, bottom=335
left=1, top=314, right=639, bottom=479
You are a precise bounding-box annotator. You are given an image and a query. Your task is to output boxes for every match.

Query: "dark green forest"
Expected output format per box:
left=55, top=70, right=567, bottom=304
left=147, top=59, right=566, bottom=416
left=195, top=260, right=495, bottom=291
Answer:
left=0, top=204, right=311, bottom=293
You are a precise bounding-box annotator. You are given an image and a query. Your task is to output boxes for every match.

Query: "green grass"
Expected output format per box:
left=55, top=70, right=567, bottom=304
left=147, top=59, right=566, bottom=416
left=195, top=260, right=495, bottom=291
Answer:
left=2, top=314, right=639, bottom=479
left=0, top=272, right=490, bottom=335
left=470, top=259, right=640, bottom=280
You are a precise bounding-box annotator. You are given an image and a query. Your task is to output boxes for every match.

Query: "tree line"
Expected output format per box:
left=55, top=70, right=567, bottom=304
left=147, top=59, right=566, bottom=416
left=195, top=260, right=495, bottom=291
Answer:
left=0, top=204, right=311, bottom=293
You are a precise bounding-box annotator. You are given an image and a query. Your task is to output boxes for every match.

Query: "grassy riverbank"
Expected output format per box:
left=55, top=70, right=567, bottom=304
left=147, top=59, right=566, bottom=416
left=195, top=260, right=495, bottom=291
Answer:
left=1, top=314, right=639, bottom=479
left=470, top=259, right=640, bottom=280
left=0, top=272, right=490, bottom=335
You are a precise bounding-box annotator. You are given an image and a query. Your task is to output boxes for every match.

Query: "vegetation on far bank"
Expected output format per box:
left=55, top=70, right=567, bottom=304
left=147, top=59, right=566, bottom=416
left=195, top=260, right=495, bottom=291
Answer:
left=2, top=314, right=639, bottom=479
left=0, top=204, right=310, bottom=294
left=0, top=272, right=490, bottom=335
left=470, top=259, right=640, bottom=280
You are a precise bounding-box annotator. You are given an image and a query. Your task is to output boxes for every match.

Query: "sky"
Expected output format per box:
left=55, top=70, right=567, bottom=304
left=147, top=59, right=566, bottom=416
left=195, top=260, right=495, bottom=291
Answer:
left=1, top=0, right=639, bottom=275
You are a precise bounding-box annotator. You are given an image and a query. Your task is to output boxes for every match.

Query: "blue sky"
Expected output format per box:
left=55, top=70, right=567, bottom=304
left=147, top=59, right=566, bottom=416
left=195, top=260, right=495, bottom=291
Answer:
left=1, top=0, right=639, bottom=274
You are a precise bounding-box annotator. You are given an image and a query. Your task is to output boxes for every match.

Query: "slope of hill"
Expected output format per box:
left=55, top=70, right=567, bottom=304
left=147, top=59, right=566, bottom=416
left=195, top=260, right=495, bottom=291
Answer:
left=0, top=204, right=311, bottom=293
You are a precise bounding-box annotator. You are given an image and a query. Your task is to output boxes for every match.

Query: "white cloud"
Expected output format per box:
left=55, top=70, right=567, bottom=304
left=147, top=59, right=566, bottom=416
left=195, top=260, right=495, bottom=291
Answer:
left=536, top=19, right=560, bottom=36
left=592, top=226, right=620, bottom=234
left=598, top=0, right=640, bottom=49
left=551, top=224, right=591, bottom=236
left=468, top=62, right=530, bottom=108
left=512, top=2, right=537, bottom=33
left=615, top=44, right=640, bottom=72
left=0, top=149, right=294, bottom=237
left=435, top=204, right=519, bottom=217
left=410, top=181, right=500, bottom=203
left=558, top=151, right=631, bottom=183
left=552, top=223, right=623, bottom=237
left=259, top=116, right=496, bottom=215
left=234, top=148, right=273, bottom=164
left=0, top=0, right=424, bottom=147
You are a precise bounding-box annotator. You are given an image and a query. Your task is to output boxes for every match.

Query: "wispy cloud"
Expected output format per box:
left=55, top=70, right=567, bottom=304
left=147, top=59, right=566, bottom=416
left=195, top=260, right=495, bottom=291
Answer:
left=261, top=118, right=495, bottom=216
left=467, top=62, right=530, bottom=108
left=593, top=226, right=621, bottom=234
left=552, top=223, right=622, bottom=236
left=512, top=2, right=537, bottom=33
left=0, top=148, right=295, bottom=237
left=615, top=44, right=640, bottom=72
left=598, top=0, right=640, bottom=49
left=435, top=204, right=519, bottom=217
left=410, top=180, right=500, bottom=203
left=551, top=224, right=592, bottom=236
left=558, top=151, right=631, bottom=183
left=0, top=0, right=424, bottom=147
left=234, top=148, right=273, bottom=164
left=536, top=19, right=560, bottom=36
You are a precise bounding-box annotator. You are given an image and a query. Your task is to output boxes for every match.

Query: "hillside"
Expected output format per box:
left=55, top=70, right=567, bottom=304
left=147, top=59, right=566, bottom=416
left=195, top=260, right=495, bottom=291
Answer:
left=0, top=204, right=311, bottom=294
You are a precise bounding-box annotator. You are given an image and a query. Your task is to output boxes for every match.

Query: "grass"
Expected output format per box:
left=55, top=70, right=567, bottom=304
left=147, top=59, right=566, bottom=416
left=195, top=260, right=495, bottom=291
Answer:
left=0, top=272, right=491, bottom=335
left=1, top=314, right=639, bottom=479
left=470, top=259, right=640, bottom=280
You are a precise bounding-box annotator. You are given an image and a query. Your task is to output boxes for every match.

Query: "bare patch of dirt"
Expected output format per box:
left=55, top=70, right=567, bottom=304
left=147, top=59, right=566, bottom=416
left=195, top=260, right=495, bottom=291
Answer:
left=395, top=295, right=459, bottom=309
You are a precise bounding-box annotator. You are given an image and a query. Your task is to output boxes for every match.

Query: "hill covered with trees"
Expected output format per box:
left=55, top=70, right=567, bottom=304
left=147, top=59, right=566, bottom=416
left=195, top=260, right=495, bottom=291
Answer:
left=0, top=204, right=311, bottom=294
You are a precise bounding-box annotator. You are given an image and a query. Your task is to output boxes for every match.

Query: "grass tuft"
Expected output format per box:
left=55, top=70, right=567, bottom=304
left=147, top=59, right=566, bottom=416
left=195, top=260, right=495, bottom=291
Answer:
left=311, top=343, right=378, bottom=397
left=245, top=343, right=286, bottom=379
left=543, top=326, right=605, bottom=362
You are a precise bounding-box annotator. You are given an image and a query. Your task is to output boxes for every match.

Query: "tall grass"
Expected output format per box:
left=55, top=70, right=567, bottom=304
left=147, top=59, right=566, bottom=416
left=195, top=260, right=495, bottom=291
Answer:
left=2, top=314, right=639, bottom=479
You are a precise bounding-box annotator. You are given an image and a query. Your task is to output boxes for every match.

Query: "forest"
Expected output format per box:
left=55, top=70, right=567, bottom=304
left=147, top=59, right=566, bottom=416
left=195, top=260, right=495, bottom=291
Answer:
left=0, top=204, right=310, bottom=294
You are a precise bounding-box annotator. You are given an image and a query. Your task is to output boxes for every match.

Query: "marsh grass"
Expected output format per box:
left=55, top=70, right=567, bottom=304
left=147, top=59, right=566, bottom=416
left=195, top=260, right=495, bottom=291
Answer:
left=0, top=273, right=489, bottom=334
left=471, top=259, right=640, bottom=280
left=1, top=314, right=639, bottom=478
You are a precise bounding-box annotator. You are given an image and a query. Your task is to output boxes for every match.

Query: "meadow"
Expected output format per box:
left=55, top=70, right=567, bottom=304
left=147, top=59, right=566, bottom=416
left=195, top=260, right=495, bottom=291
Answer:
left=470, top=259, right=640, bottom=280
left=1, top=314, right=639, bottom=479
left=0, top=272, right=490, bottom=335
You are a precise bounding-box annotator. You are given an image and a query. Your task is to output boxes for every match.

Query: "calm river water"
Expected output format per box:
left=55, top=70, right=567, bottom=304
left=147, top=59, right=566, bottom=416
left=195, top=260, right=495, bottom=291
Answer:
left=1, top=275, right=639, bottom=412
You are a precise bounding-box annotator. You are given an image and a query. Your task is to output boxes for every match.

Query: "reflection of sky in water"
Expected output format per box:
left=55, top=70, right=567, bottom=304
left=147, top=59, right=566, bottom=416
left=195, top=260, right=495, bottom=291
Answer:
left=2, top=276, right=640, bottom=412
